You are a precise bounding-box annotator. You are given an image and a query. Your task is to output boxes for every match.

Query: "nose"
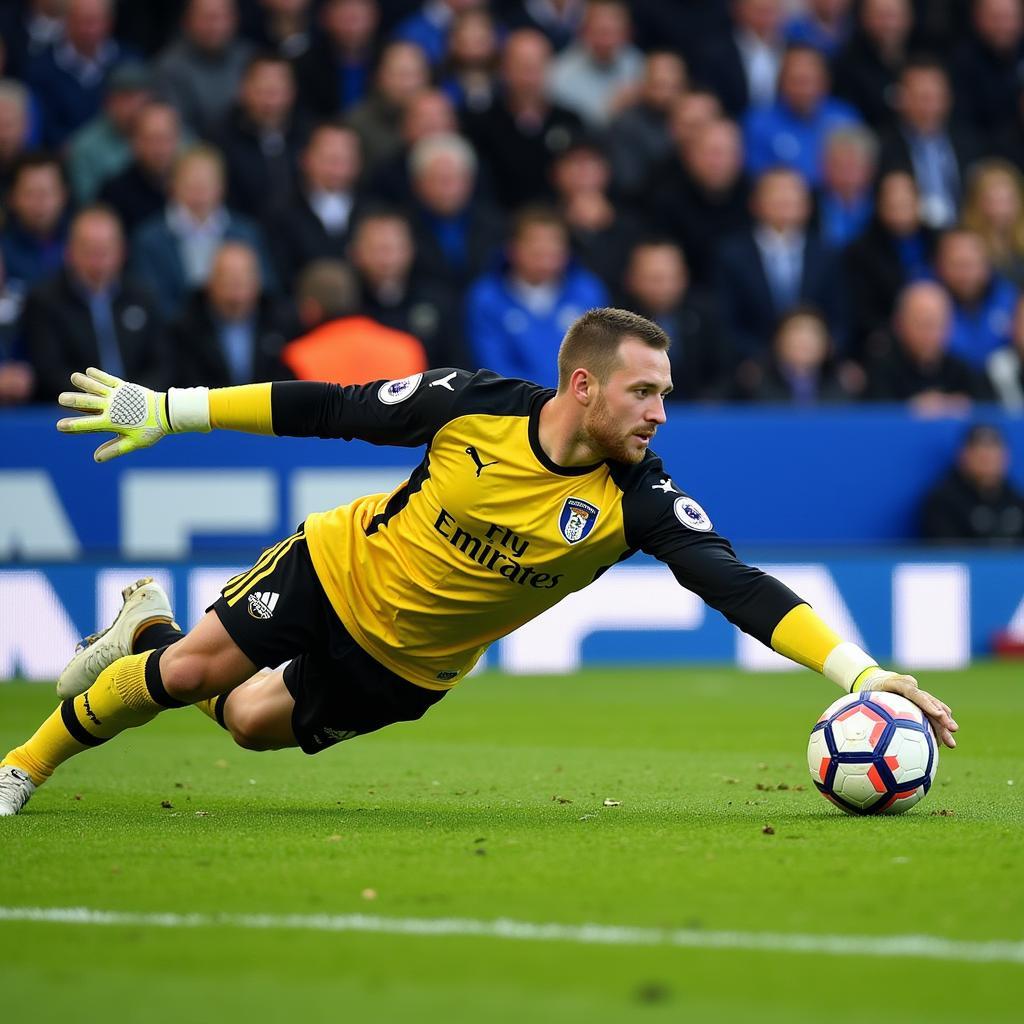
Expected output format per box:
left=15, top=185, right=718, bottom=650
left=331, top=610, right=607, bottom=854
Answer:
left=647, top=396, right=667, bottom=425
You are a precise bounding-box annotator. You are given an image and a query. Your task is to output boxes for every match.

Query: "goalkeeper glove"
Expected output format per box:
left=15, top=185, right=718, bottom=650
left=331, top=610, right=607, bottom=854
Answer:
left=56, top=367, right=210, bottom=462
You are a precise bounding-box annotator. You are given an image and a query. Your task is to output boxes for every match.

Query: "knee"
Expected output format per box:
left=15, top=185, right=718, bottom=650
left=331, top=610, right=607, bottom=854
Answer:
left=226, top=702, right=279, bottom=751
left=158, top=646, right=214, bottom=703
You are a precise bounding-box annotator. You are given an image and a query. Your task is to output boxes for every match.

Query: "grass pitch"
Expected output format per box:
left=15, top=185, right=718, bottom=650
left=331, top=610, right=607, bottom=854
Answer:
left=2, top=664, right=1022, bottom=1023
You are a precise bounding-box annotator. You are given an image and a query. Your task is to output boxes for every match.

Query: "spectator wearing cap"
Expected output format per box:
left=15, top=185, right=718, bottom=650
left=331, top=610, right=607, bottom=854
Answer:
left=282, top=259, right=428, bottom=384
left=466, top=206, right=607, bottom=387
left=463, top=29, right=583, bottom=209
left=547, top=0, right=644, bottom=128
left=349, top=209, right=464, bottom=366
left=66, top=62, right=153, bottom=204
left=920, top=424, right=1024, bottom=544
left=0, top=152, right=70, bottom=291
left=0, top=80, right=35, bottom=197
left=130, top=145, right=276, bottom=319
left=266, top=121, right=363, bottom=291
left=832, top=0, right=912, bottom=130
left=166, top=240, right=292, bottom=387
left=606, top=50, right=688, bottom=200
left=865, top=281, right=990, bottom=409
left=212, top=52, right=311, bottom=219
left=551, top=136, right=640, bottom=291
left=293, top=0, right=379, bottom=117
left=934, top=228, right=1018, bottom=370
left=23, top=205, right=166, bottom=402
left=155, top=0, right=255, bottom=137
left=27, top=0, right=138, bottom=148
left=99, top=102, right=185, bottom=234
left=618, top=239, right=731, bottom=401
left=783, top=0, right=853, bottom=57
left=695, top=0, right=785, bottom=117
left=405, top=132, right=505, bottom=289
left=715, top=166, right=847, bottom=359
left=743, top=44, right=861, bottom=189
left=817, top=124, right=877, bottom=247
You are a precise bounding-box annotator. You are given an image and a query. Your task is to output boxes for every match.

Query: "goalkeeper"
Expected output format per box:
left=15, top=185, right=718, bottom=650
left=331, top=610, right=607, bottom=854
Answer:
left=0, top=308, right=958, bottom=815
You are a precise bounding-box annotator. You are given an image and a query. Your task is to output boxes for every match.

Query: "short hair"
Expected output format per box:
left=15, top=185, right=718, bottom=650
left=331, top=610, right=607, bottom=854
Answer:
left=409, top=132, right=476, bottom=179
left=70, top=203, right=124, bottom=240
left=243, top=50, right=292, bottom=78
left=173, top=143, right=225, bottom=182
left=297, top=259, right=358, bottom=320
left=557, top=307, right=670, bottom=391
left=901, top=54, right=949, bottom=80
left=8, top=150, right=66, bottom=191
left=824, top=123, right=879, bottom=163
left=510, top=204, right=566, bottom=242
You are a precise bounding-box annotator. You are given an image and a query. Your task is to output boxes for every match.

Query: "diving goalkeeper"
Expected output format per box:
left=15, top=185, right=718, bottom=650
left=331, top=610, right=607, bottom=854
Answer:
left=0, top=308, right=958, bottom=815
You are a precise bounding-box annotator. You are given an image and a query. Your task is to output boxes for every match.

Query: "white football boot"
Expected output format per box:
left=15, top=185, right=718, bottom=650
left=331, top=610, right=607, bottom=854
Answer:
left=56, top=578, right=177, bottom=699
left=0, top=766, right=36, bottom=816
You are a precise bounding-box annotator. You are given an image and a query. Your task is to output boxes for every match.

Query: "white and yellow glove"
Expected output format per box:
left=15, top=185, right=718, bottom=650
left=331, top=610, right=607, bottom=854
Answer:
left=56, top=367, right=210, bottom=462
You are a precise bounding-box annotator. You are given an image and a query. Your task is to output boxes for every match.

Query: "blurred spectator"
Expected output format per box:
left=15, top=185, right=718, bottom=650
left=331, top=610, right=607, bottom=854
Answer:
left=369, top=88, right=458, bottom=204
left=0, top=39, right=44, bottom=147
left=346, top=40, right=430, bottom=172
left=952, top=0, right=1024, bottom=149
left=865, top=281, right=988, bottom=409
left=695, top=0, right=784, bottom=117
left=742, top=43, right=861, bottom=188
left=462, top=29, right=582, bottom=208
left=406, top=132, right=505, bottom=288
left=818, top=125, right=878, bottom=247
left=0, top=250, right=33, bottom=406
left=166, top=240, right=291, bottom=387
left=130, top=145, right=276, bottom=318
left=393, top=0, right=482, bottom=67
left=960, top=159, right=1024, bottom=287
left=783, top=0, right=853, bottom=57
left=663, top=88, right=722, bottom=158
left=878, top=57, right=980, bottom=230
left=213, top=52, right=310, bottom=218
left=845, top=170, right=935, bottom=358
left=293, top=0, right=379, bottom=117
left=715, top=167, right=846, bottom=358
left=282, top=259, right=428, bottom=383
left=0, top=152, right=70, bottom=291
left=832, top=0, right=912, bottom=130
left=99, top=101, right=184, bottom=233
left=440, top=8, right=500, bottom=113
left=23, top=205, right=165, bottom=402
left=267, top=121, right=362, bottom=290
left=155, top=0, right=255, bottom=137
left=66, top=62, right=153, bottom=205
left=466, top=205, right=606, bottom=386
left=647, top=117, right=750, bottom=287
left=920, top=424, right=1024, bottom=543
left=606, top=50, right=688, bottom=199
left=987, top=293, right=1024, bottom=409
left=547, top=0, right=644, bottom=127
left=0, top=1, right=65, bottom=81
left=619, top=239, right=731, bottom=401
left=551, top=136, right=640, bottom=290
left=349, top=208, right=464, bottom=365
left=27, top=0, right=135, bottom=148
left=733, top=307, right=853, bottom=403
left=501, top=0, right=585, bottom=52
left=934, top=228, right=1018, bottom=369
left=0, top=80, right=33, bottom=196
left=241, top=0, right=315, bottom=60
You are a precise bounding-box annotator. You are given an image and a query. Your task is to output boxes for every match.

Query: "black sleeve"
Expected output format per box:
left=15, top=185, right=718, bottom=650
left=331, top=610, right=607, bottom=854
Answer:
left=616, top=454, right=805, bottom=647
left=269, top=368, right=483, bottom=446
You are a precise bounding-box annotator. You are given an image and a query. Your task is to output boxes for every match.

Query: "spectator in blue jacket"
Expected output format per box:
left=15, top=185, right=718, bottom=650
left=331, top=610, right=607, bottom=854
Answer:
left=130, top=144, right=276, bottom=319
left=466, top=205, right=607, bottom=386
left=743, top=43, right=861, bottom=188
left=817, top=124, right=877, bottom=247
left=393, top=0, right=480, bottom=67
left=934, top=227, right=1019, bottom=368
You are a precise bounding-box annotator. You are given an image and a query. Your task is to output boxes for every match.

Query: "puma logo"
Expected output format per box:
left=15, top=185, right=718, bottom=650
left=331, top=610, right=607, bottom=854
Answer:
left=430, top=371, right=458, bottom=391
left=465, top=445, right=498, bottom=477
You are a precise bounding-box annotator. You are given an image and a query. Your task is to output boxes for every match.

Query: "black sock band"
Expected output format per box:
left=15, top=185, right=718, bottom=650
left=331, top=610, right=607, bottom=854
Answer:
left=135, top=621, right=183, bottom=653
left=213, top=693, right=229, bottom=730
left=144, top=647, right=188, bottom=709
left=60, top=699, right=107, bottom=746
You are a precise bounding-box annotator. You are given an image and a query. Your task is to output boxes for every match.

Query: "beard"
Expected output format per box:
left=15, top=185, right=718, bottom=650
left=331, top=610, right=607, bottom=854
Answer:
left=583, top=396, right=651, bottom=464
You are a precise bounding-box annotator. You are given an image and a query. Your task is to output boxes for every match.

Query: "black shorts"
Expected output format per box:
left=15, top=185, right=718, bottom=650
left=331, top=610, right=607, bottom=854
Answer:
left=209, top=526, right=446, bottom=754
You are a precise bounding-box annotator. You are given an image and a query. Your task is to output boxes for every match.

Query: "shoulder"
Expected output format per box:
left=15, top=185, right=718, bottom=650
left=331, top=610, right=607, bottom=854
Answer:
left=449, top=368, right=543, bottom=418
left=608, top=451, right=718, bottom=537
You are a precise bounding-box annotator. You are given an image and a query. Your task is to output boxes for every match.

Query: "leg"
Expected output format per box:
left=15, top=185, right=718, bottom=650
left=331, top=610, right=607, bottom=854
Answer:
left=219, top=668, right=298, bottom=751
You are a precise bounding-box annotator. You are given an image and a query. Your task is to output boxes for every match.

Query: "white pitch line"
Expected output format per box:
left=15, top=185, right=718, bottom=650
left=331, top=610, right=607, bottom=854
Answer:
left=1, top=907, right=1022, bottom=965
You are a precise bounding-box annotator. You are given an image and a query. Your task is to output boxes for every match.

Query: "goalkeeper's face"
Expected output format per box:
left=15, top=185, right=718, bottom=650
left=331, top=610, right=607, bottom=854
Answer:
left=583, top=338, right=672, bottom=464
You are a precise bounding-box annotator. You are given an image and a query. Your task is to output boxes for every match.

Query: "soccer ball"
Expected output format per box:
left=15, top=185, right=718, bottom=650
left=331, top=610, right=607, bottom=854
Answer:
left=807, top=691, right=938, bottom=815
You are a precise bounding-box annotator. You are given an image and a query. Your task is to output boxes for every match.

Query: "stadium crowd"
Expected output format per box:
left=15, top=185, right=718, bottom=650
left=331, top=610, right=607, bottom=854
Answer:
left=3, top=0, right=1024, bottom=412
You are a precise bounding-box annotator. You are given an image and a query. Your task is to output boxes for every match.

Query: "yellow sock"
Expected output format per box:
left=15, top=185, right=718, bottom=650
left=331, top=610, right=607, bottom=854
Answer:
left=1, top=650, right=183, bottom=786
left=194, top=694, right=229, bottom=730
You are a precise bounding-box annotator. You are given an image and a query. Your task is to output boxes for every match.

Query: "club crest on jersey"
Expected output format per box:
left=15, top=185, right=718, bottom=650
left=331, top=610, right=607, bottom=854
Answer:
left=559, top=497, right=600, bottom=544
left=673, top=496, right=713, bottom=532
left=378, top=373, right=423, bottom=405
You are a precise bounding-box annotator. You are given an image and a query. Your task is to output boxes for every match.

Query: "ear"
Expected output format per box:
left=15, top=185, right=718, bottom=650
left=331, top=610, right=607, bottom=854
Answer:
left=569, top=367, right=594, bottom=405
